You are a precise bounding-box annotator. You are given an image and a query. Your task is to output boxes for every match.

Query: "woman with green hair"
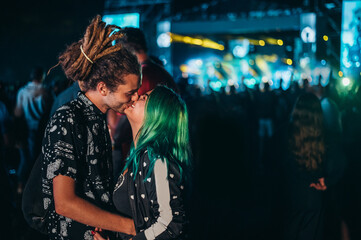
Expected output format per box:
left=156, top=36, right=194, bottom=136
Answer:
left=94, top=85, right=191, bottom=240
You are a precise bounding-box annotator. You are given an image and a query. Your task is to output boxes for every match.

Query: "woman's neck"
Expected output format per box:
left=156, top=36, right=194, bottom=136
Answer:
left=130, top=122, right=142, bottom=148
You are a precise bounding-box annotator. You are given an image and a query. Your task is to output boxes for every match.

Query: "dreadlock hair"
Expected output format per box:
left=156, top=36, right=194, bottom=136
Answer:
left=57, top=15, right=141, bottom=92
left=289, top=93, right=325, bottom=171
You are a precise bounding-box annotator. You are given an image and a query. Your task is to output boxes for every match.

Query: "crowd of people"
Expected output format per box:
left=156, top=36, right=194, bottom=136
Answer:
left=1, top=15, right=361, bottom=240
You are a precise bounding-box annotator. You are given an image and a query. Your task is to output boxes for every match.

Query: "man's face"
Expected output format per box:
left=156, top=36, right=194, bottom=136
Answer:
left=104, top=74, right=140, bottom=113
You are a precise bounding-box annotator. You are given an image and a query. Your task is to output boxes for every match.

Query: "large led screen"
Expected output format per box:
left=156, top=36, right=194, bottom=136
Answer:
left=102, top=13, right=139, bottom=28
left=341, top=1, right=361, bottom=77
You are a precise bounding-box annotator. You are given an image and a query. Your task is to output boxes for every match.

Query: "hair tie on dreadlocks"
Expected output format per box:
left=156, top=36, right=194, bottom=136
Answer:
left=80, top=45, right=94, bottom=64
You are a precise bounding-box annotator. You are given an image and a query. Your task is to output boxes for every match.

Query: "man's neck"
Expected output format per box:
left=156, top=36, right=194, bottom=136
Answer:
left=85, top=90, right=107, bottom=113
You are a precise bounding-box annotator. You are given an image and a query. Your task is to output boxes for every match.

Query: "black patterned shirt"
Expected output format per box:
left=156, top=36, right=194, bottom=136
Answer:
left=41, top=92, right=114, bottom=240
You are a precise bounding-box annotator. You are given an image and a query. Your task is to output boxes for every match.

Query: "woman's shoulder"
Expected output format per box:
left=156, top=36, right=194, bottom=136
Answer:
left=139, top=147, right=150, bottom=161
left=137, top=147, right=153, bottom=171
left=140, top=147, right=163, bottom=162
left=140, top=147, right=184, bottom=171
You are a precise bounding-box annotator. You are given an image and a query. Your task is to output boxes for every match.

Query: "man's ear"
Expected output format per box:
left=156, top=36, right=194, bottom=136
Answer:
left=97, top=82, right=109, bottom=96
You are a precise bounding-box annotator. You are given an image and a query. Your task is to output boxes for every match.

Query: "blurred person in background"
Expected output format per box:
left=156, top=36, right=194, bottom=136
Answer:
left=255, top=81, right=276, bottom=172
left=0, top=99, right=14, bottom=239
left=50, top=81, right=81, bottom=117
left=34, top=74, right=69, bottom=166
left=283, top=93, right=326, bottom=240
left=118, top=27, right=177, bottom=95
left=14, top=66, right=45, bottom=193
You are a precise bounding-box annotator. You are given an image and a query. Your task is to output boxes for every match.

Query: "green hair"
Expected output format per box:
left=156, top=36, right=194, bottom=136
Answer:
left=124, top=85, right=191, bottom=180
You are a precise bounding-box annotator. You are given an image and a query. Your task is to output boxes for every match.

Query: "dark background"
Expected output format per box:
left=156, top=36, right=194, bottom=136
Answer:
left=0, top=0, right=104, bottom=85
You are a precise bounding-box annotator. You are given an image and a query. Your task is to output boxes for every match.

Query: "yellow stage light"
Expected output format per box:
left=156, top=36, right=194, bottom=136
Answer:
left=180, top=64, right=188, bottom=73
left=169, top=33, right=224, bottom=51
left=192, top=39, right=203, bottom=45
left=183, top=37, right=192, bottom=43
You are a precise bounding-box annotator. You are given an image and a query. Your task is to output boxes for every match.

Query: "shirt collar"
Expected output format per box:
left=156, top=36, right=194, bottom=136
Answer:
left=28, top=81, right=42, bottom=87
left=77, top=91, right=105, bottom=116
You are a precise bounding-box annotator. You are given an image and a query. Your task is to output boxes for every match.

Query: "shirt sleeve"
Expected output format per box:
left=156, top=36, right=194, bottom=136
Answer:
left=134, top=159, right=185, bottom=240
left=42, top=107, right=79, bottom=181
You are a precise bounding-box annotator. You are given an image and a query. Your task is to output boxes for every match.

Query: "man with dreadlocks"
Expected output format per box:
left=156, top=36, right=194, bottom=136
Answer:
left=40, top=16, right=141, bottom=239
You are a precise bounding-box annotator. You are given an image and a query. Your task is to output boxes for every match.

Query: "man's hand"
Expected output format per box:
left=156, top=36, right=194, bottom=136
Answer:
left=309, top=177, right=327, bottom=191
left=92, top=228, right=134, bottom=240
left=92, top=228, right=109, bottom=240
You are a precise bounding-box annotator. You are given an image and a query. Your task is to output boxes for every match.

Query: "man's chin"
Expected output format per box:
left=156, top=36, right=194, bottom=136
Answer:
left=111, top=106, right=125, bottom=114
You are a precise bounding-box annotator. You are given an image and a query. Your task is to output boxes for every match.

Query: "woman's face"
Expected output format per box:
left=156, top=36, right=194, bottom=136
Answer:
left=124, top=90, right=152, bottom=125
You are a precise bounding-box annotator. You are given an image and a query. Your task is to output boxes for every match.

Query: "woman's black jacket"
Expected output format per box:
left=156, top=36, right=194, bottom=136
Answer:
left=126, top=148, right=187, bottom=240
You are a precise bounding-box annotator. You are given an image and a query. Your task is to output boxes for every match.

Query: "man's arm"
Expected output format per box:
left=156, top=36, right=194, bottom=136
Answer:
left=14, top=91, right=23, bottom=117
left=53, top=175, right=135, bottom=235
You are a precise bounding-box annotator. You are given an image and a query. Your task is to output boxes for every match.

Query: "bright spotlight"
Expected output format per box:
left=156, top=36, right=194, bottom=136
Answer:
left=228, top=79, right=234, bottom=85
left=157, top=33, right=171, bottom=48
left=301, top=26, right=316, bottom=43
left=233, top=45, right=247, bottom=58
left=195, top=59, right=203, bottom=66
left=342, top=78, right=350, bottom=86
